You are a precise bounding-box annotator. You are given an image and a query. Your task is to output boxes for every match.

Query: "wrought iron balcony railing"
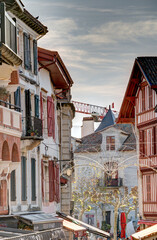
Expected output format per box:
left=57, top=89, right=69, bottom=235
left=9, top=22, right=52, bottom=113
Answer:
left=104, top=178, right=123, bottom=187
left=22, top=116, right=42, bottom=138
left=97, top=178, right=123, bottom=188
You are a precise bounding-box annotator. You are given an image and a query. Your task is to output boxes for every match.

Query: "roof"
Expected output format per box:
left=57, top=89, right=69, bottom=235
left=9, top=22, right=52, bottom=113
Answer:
left=75, top=131, right=102, bottom=153
left=114, top=124, right=136, bottom=151
left=38, top=47, right=73, bottom=89
left=137, top=57, right=157, bottom=86
left=57, top=212, right=110, bottom=238
left=2, top=0, right=48, bottom=35
left=132, top=224, right=157, bottom=240
left=95, top=107, right=115, bottom=132
left=75, top=123, right=136, bottom=153
left=117, top=57, right=157, bottom=124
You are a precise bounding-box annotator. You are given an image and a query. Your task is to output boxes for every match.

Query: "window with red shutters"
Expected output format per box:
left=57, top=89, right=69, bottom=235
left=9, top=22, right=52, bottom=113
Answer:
left=56, top=164, right=60, bottom=203
left=142, top=88, right=145, bottom=112
left=49, top=161, right=55, bottom=202
left=146, top=175, right=151, bottom=201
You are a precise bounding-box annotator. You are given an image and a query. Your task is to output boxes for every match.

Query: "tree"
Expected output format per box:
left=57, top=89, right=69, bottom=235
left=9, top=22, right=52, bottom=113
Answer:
left=72, top=176, right=98, bottom=220
left=90, top=186, right=138, bottom=240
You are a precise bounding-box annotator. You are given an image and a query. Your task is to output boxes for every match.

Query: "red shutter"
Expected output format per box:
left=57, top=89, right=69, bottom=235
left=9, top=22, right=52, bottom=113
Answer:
left=41, top=159, right=44, bottom=201
left=40, top=92, right=43, bottom=133
left=49, top=161, right=55, bottom=202
left=139, top=130, right=144, bottom=157
left=52, top=100, right=55, bottom=140
left=56, top=164, right=60, bottom=203
left=144, top=130, right=147, bottom=156
left=47, top=96, right=53, bottom=136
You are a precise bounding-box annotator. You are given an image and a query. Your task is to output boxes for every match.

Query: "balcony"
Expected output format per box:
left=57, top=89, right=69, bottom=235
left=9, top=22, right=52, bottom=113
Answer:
left=0, top=2, right=22, bottom=66
left=97, top=178, right=123, bottom=188
left=105, top=178, right=123, bottom=187
left=22, top=116, right=42, bottom=138
left=0, top=100, right=21, bottom=137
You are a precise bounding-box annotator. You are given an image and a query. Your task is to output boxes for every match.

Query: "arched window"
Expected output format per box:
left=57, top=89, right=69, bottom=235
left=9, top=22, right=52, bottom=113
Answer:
left=12, top=143, right=19, bottom=162
left=2, top=141, right=10, bottom=161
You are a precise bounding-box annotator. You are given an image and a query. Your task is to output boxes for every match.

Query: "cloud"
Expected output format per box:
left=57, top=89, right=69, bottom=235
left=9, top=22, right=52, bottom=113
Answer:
left=73, top=84, right=124, bottom=97
left=75, top=20, right=157, bottom=45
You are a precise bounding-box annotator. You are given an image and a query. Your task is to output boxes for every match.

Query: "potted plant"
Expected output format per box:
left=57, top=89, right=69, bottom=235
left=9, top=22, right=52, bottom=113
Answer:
left=28, top=128, right=38, bottom=136
left=0, top=87, right=9, bottom=102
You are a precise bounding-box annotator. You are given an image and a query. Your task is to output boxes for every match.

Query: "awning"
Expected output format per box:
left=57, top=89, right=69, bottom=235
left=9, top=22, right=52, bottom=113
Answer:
left=0, top=213, right=66, bottom=239
left=138, top=220, right=157, bottom=226
left=131, top=224, right=157, bottom=240
left=3, top=228, right=66, bottom=240
left=18, top=212, right=63, bottom=231
left=63, top=220, right=86, bottom=237
left=57, top=211, right=110, bottom=238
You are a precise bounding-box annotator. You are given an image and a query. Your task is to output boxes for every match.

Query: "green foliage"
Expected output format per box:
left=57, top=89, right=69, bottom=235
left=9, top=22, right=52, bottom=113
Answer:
left=101, top=221, right=111, bottom=232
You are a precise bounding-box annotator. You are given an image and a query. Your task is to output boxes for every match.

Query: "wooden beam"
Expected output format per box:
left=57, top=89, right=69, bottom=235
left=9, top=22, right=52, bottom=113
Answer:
left=126, top=96, right=135, bottom=105
left=117, top=118, right=135, bottom=124
left=131, top=78, right=139, bottom=84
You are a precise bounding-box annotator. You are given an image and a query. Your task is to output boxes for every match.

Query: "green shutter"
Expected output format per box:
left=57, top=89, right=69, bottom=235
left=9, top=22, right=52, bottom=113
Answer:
left=11, top=170, right=16, bottom=201
left=31, top=158, right=36, bottom=201
left=35, top=94, right=39, bottom=118
left=23, top=33, right=31, bottom=70
left=0, top=2, right=5, bottom=44
left=33, top=39, right=38, bottom=75
left=21, top=156, right=27, bottom=201
left=14, top=87, right=21, bottom=112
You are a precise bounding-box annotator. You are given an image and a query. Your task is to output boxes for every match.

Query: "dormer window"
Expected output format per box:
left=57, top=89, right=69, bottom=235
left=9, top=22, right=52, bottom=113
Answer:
left=106, top=136, right=115, bottom=151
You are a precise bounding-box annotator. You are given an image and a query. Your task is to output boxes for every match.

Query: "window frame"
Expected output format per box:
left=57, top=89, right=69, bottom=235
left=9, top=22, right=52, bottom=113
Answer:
left=106, top=136, right=115, bottom=151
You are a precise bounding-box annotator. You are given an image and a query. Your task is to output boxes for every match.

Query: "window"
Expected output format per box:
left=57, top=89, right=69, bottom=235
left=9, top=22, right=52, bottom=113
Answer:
left=21, top=156, right=27, bottom=201
left=31, top=158, right=36, bottom=201
left=149, top=87, right=153, bottom=109
left=146, top=175, right=151, bottom=201
left=142, top=88, right=145, bottom=111
left=10, top=170, right=16, bottom=201
left=106, top=136, right=115, bottom=151
left=104, top=162, right=118, bottom=186
left=5, top=12, right=17, bottom=53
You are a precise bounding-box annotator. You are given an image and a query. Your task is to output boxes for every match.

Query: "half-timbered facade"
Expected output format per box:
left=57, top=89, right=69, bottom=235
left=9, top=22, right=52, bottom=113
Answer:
left=117, top=57, right=157, bottom=225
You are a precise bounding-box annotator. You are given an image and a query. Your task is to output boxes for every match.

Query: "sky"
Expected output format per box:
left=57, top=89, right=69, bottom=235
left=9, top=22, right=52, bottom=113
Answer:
left=23, top=0, right=157, bottom=137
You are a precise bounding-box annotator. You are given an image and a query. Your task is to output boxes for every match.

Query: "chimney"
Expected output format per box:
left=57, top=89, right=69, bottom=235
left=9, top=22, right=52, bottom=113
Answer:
left=81, top=117, right=94, bottom=137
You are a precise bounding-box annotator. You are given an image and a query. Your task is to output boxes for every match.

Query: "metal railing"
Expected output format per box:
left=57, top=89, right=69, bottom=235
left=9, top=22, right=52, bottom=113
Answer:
left=22, top=116, right=42, bottom=137
left=97, top=178, right=123, bottom=188
left=0, top=99, right=21, bottom=112
left=104, top=178, right=123, bottom=187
